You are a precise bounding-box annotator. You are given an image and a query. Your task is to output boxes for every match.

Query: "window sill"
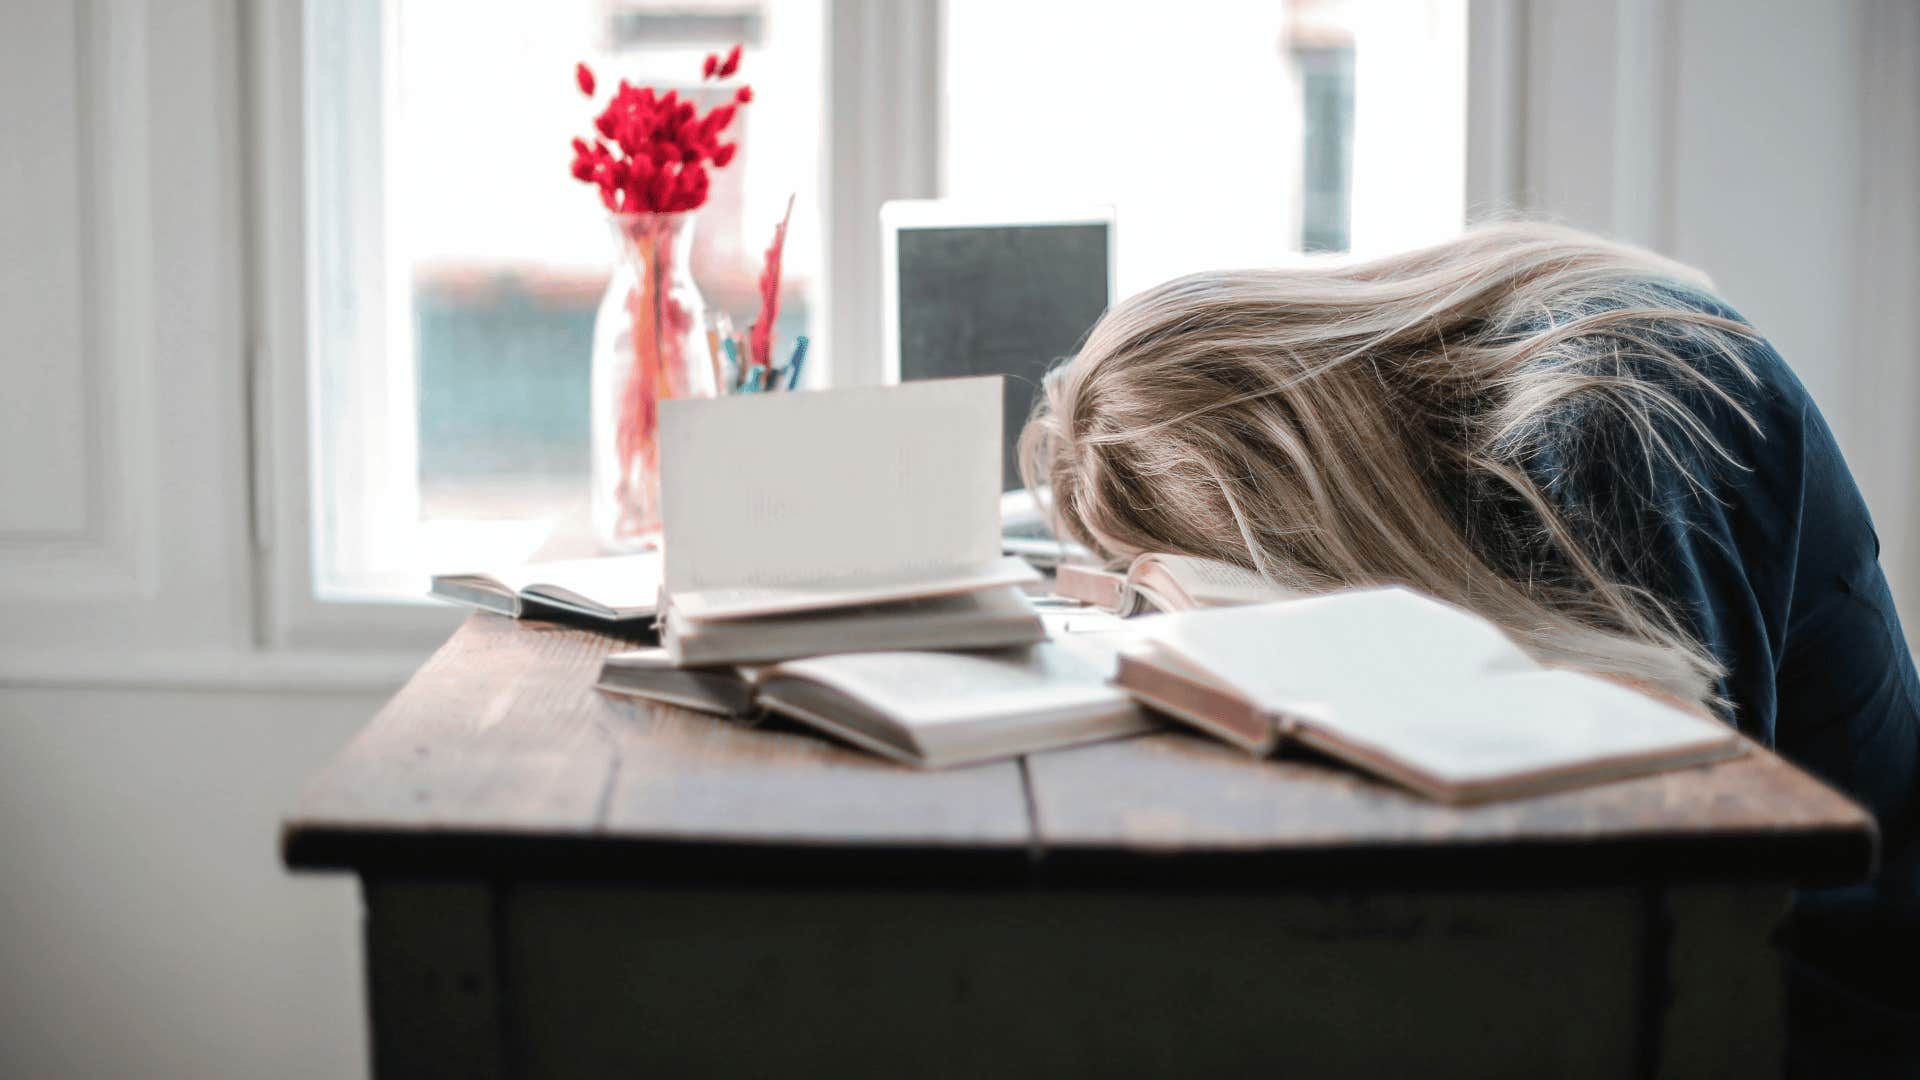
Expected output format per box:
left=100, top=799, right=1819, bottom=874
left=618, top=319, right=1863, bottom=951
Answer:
left=0, top=647, right=428, bottom=696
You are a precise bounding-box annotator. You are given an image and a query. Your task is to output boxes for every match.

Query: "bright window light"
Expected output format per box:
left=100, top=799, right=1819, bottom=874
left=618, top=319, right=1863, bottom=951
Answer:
left=306, top=0, right=824, bottom=599
left=942, top=0, right=1466, bottom=296
left=304, top=0, right=1464, bottom=602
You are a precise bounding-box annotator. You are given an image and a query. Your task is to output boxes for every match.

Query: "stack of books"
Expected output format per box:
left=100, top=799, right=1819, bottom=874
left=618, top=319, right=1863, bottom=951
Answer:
left=605, top=376, right=1153, bottom=766
left=435, top=376, right=1742, bottom=800
left=438, top=377, right=1155, bottom=769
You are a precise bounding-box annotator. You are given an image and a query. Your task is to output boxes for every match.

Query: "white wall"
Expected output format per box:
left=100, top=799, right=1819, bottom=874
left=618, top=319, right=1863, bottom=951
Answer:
left=0, top=4, right=405, bottom=1077
left=1474, top=0, right=1920, bottom=620
left=1667, top=0, right=1861, bottom=427
left=0, top=687, right=378, bottom=1080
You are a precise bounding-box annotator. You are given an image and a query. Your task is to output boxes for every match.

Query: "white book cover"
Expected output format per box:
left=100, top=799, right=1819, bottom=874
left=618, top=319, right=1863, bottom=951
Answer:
left=659, top=377, right=1035, bottom=620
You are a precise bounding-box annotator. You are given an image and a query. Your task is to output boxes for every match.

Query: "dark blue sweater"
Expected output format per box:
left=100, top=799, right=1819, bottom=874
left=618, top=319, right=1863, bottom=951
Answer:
left=1513, top=284, right=1918, bottom=1059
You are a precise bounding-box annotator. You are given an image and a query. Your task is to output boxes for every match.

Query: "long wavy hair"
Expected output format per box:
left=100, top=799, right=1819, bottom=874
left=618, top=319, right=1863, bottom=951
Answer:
left=1019, top=222, right=1763, bottom=710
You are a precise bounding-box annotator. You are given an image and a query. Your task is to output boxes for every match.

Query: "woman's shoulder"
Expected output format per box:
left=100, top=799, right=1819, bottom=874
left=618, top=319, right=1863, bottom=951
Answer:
left=1634, top=278, right=1810, bottom=409
left=1517, top=276, right=1812, bottom=471
left=1505, top=273, right=1843, bottom=599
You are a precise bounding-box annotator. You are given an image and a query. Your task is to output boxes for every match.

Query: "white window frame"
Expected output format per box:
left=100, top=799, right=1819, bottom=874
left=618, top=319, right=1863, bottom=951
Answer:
left=245, top=0, right=940, bottom=652
left=9, top=1, right=1910, bottom=685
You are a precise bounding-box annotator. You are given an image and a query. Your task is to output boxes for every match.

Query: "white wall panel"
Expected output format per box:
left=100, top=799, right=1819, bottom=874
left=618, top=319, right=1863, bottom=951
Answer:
left=0, top=0, right=255, bottom=651
left=0, top=1, right=93, bottom=536
left=1520, top=0, right=1622, bottom=230
left=1667, top=0, right=1862, bottom=418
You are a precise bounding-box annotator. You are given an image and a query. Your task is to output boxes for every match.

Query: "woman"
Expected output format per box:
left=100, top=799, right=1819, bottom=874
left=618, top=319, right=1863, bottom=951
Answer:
left=1021, top=222, right=1917, bottom=1066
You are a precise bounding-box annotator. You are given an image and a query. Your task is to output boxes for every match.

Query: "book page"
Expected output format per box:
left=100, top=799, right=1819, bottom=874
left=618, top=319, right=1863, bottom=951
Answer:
left=659, top=378, right=1004, bottom=594
left=766, top=636, right=1134, bottom=728
left=482, top=553, right=663, bottom=614
left=669, top=555, right=1038, bottom=622
left=666, top=586, right=1045, bottom=665
left=1115, top=640, right=1276, bottom=754
left=597, top=648, right=754, bottom=716
left=1303, top=669, right=1737, bottom=788
left=1142, top=588, right=1735, bottom=792
left=598, top=646, right=677, bottom=672
left=1141, top=555, right=1295, bottom=608
left=428, top=576, right=520, bottom=616
left=1150, top=588, right=1539, bottom=707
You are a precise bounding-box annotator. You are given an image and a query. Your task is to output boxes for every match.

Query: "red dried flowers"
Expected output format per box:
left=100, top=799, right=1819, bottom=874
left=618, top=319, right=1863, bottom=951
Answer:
left=568, top=47, right=751, bottom=214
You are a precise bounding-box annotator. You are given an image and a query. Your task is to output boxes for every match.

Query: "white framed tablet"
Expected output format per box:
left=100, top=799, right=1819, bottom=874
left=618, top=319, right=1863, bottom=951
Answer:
left=879, top=201, right=1116, bottom=490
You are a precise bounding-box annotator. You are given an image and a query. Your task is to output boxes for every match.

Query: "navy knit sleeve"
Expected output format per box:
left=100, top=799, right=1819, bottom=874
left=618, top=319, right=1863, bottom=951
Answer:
left=1522, top=287, right=1918, bottom=859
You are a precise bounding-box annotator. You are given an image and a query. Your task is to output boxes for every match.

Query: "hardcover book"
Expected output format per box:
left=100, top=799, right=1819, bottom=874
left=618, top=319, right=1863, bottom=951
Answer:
left=429, top=553, right=662, bottom=623
left=654, top=377, right=1044, bottom=664
left=599, top=635, right=1153, bottom=768
left=1115, top=588, right=1744, bottom=803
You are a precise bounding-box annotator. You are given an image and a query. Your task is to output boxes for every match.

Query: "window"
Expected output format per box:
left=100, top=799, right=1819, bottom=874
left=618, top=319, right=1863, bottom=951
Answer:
left=306, top=0, right=824, bottom=599
left=300, top=0, right=1462, bottom=605
left=942, top=0, right=1465, bottom=292
left=1294, top=38, right=1357, bottom=253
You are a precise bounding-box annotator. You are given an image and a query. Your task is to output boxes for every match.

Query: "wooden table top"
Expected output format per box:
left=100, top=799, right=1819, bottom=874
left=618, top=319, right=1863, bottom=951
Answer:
left=282, top=613, right=1877, bottom=887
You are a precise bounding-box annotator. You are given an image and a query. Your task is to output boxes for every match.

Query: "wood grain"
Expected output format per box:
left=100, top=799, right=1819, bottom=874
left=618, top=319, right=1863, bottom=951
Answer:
left=287, top=614, right=620, bottom=839
left=598, top=697, right=1031, bottom=848
left=286, top=615, right=1875, bottom=886
left=284, top=614, right=1031, bottom=872
left=1024, top=732, right=1876, bottom=884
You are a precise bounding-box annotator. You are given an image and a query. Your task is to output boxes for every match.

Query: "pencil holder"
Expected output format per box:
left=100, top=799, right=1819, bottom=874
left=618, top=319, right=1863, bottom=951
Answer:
left=591, top=211, right=718, bottom=551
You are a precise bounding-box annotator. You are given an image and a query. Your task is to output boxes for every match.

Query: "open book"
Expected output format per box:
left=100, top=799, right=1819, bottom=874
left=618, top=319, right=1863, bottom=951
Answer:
left=655, top=377, right=1044, bottom=664
left=429, top=553, right=662, bottom=622
left=598, top=635, right=1153, bottom=768
left=1115, top=588, right=1744, bottom=804
left=1055, top=554, right=1294, bottom=616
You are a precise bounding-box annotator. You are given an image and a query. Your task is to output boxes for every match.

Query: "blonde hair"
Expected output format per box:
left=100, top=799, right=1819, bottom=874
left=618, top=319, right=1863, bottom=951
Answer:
left=1020, top=222, right=1763, bottom=710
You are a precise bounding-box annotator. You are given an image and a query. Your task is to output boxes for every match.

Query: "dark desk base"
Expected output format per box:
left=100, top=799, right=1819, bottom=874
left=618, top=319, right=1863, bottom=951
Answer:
left=362, top=878, right=1786, bottom=1078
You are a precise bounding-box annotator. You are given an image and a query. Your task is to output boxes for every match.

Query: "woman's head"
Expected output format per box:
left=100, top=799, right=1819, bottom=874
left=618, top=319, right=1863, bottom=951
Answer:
left=1020, top=221, right=1759, bottom=708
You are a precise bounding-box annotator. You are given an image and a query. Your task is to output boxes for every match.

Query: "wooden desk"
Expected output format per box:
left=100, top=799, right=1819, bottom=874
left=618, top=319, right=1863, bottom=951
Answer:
left=284, top=614, right=1875, bottom=1079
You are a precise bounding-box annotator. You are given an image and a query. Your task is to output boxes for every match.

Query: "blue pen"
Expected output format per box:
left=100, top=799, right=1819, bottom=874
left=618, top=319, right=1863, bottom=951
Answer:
left=785, top=336, right=810, bottom=390
left=721, top=338, right=742, bottom=388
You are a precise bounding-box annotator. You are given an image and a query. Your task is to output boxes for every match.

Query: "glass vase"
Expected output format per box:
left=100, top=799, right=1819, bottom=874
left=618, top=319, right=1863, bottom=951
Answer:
left=590, top=212, right=717, bottom=551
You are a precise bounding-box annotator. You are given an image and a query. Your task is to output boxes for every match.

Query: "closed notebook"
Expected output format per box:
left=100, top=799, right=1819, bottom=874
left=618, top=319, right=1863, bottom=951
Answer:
left=1055, top=554, right=1294, bottom=616
left=430, top=553, right=662, bottom=622
left=598, top=635, right=1154, bottom=768
left=655, top=377, right=1043, bottom=664
left=1115, top=587, right=1744, bottom=804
